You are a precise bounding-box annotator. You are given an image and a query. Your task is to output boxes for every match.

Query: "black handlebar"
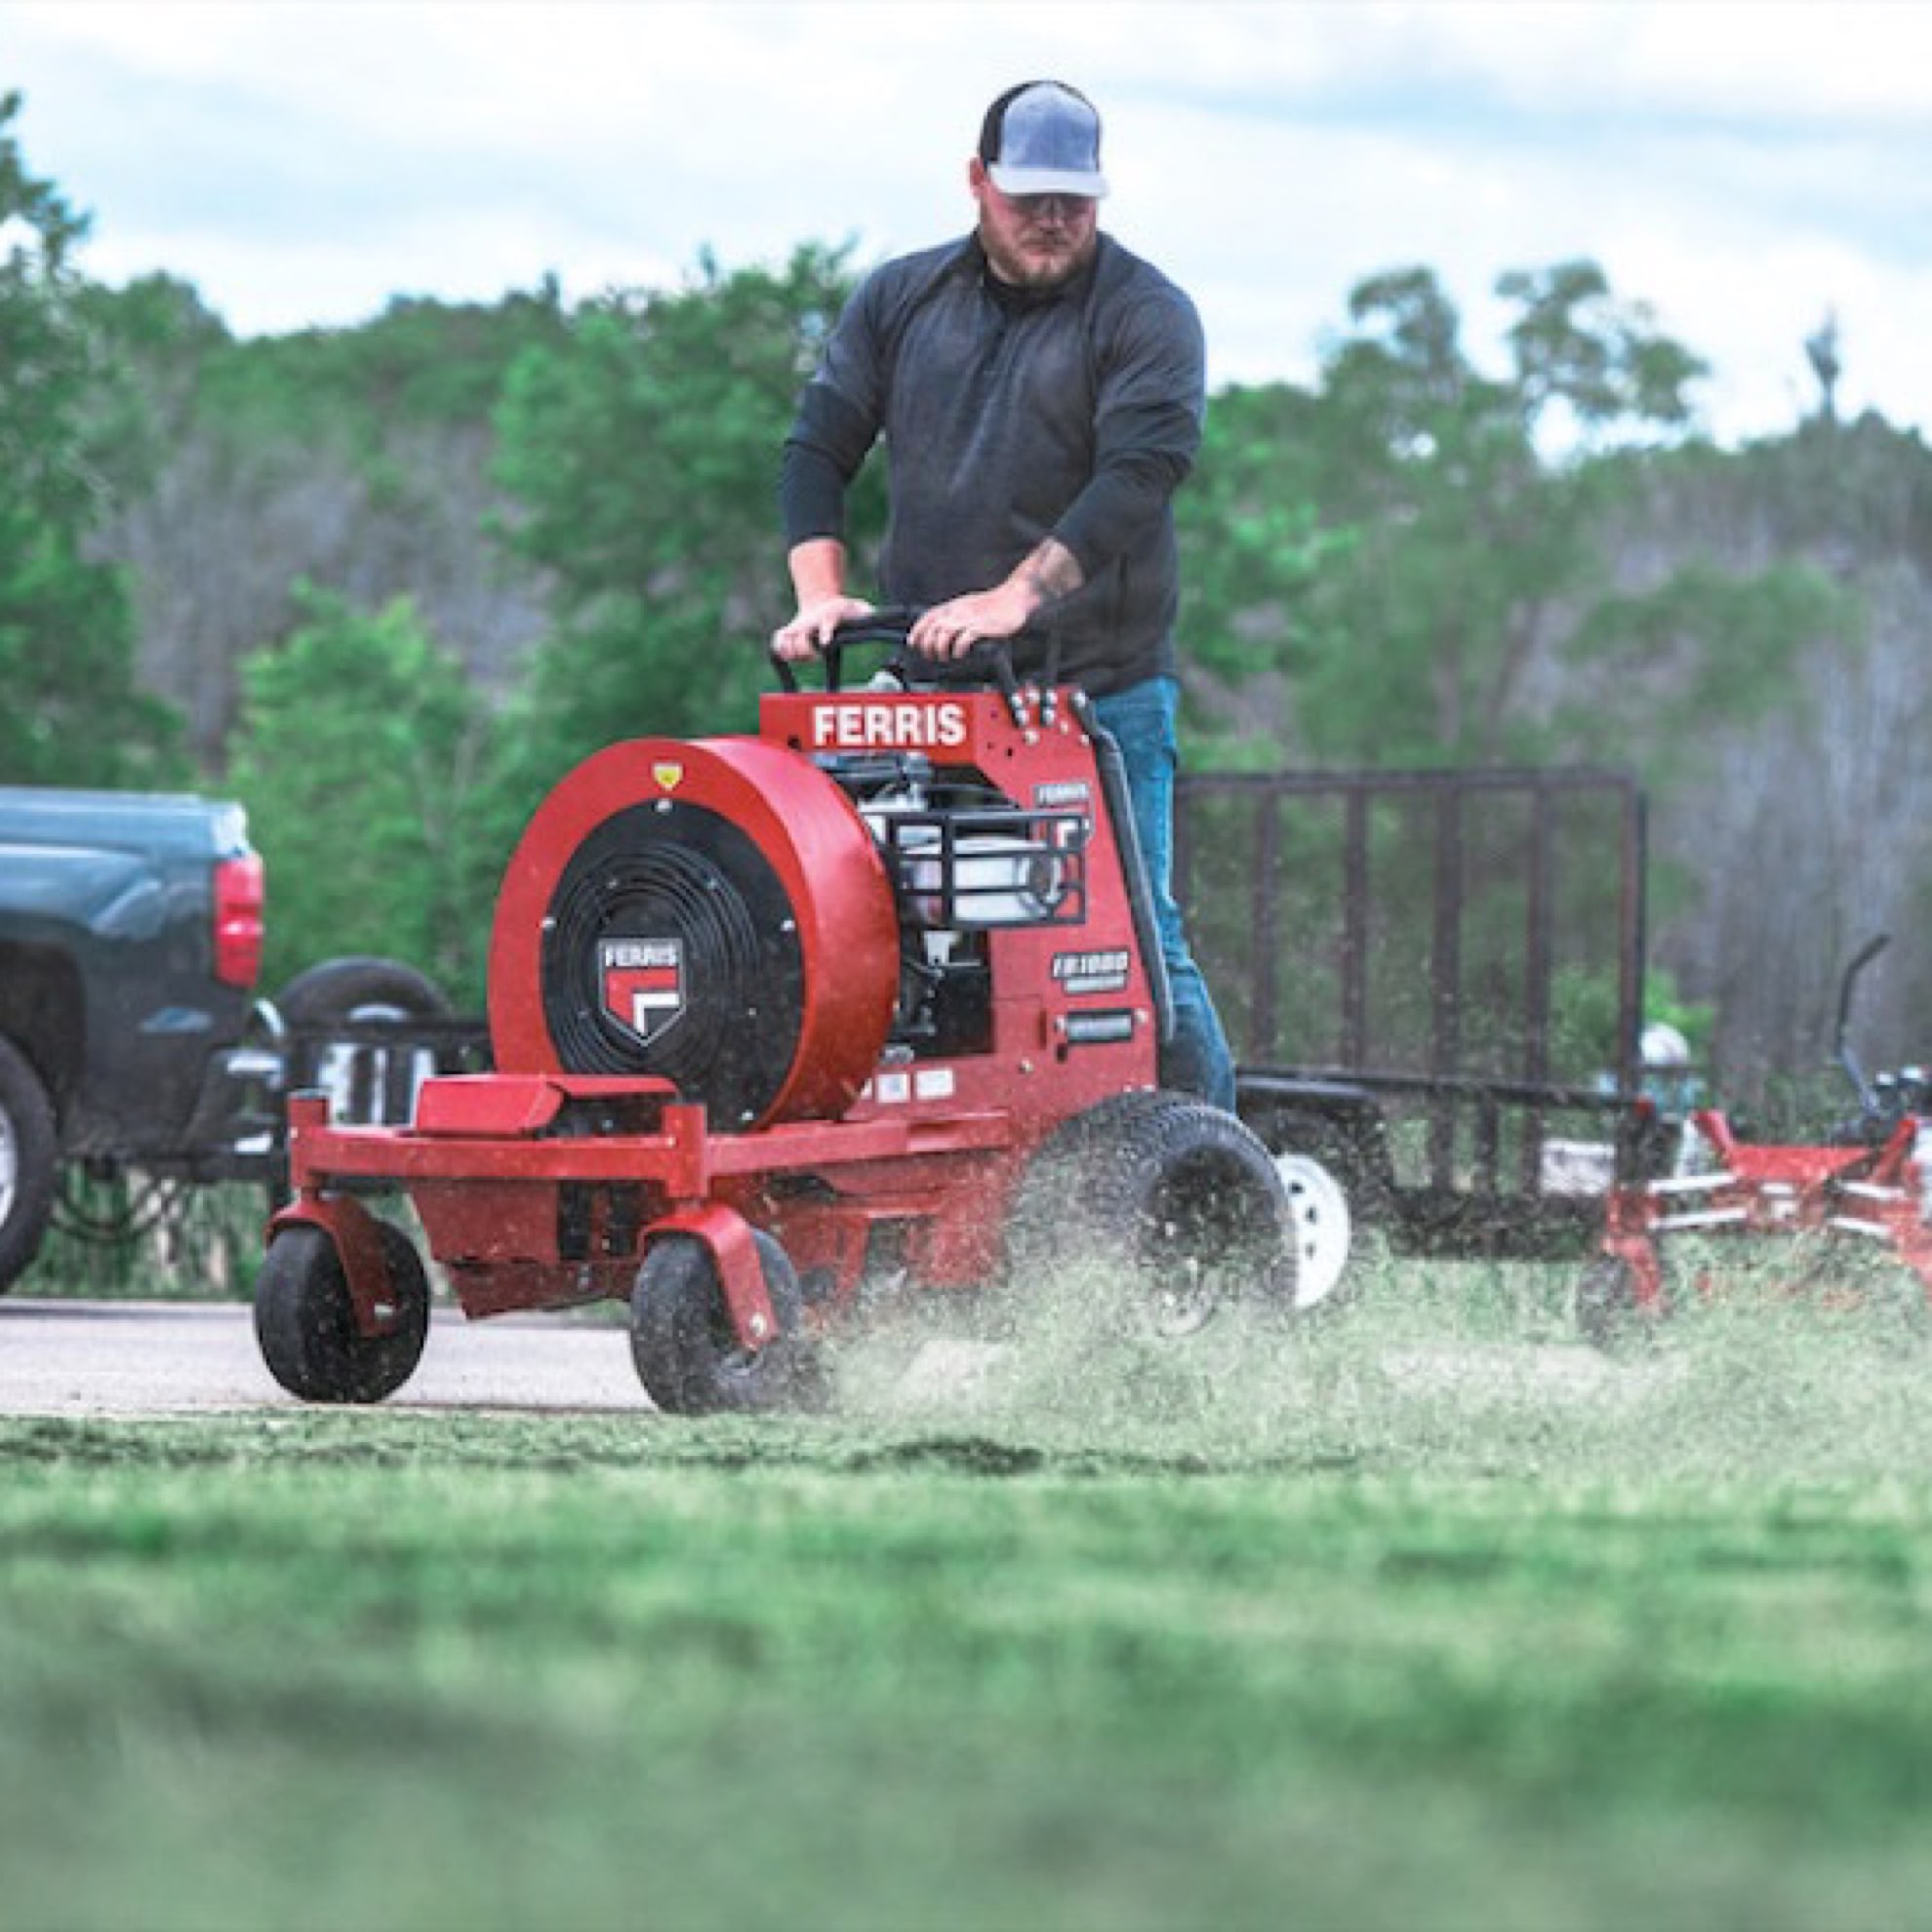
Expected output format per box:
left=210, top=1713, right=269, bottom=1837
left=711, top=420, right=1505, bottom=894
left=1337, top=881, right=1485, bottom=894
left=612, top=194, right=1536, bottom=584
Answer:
left=1834, top=932, right=1893, bottom=1113
left=768, top=607, right=1030, bottom=701
left=768, top=608, right=917, bottom=693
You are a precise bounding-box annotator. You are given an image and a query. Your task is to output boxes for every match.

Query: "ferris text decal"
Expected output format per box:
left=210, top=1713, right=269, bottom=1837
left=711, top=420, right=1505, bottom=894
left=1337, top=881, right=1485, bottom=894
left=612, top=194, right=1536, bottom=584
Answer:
left=1053, top=947, right=1131, bottom=995
left=1033, top=780, right=1091, bottom=809
left=600, top=937, right=683, bottom=1042
left=811, top=701, right=970, bottom=751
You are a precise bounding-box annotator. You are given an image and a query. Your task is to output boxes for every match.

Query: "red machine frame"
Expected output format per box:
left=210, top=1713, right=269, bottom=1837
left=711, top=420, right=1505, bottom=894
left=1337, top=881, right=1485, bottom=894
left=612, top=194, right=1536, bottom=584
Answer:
left=1592, top=936, right=1932, bottom=1325
left=272, top=674, right=1168, bottom=1354
left=1598, top=1105, right=1932, bottom=1317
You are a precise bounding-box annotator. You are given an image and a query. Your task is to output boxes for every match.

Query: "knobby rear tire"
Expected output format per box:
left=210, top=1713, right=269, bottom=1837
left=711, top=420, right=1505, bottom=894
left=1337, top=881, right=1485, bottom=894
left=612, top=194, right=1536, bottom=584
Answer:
left=1007, top=1090, right=1300, bottom=1335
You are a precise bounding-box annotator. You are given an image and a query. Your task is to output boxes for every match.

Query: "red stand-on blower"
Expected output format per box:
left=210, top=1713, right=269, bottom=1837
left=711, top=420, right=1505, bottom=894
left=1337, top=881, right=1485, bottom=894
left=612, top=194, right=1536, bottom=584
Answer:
left=256, top=620, right=1297, bottom=1411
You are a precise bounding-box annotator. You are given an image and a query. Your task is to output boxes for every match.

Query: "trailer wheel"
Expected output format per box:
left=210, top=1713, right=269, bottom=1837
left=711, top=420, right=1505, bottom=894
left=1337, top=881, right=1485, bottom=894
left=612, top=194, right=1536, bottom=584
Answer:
left=1272, top=1148, right=1355, bottom=1314
left=0, top=1034, right=59, bottom=1296
left=630, top=1230, right=822, bottom=1415
left=1010, top=1091, right=1299, bottom=1335
left=256, top=1220, right=430, bottom=1403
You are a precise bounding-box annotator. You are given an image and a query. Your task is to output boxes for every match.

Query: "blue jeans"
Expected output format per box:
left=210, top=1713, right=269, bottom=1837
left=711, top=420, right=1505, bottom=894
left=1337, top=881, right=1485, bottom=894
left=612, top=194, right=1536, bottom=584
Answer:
left=1091, top=676, right=1238, bottom=1112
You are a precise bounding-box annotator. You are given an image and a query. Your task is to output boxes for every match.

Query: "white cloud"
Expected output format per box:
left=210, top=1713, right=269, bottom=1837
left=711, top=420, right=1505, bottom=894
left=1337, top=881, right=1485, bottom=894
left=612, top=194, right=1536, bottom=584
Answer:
left=3, top=0, right=1927, bottom=440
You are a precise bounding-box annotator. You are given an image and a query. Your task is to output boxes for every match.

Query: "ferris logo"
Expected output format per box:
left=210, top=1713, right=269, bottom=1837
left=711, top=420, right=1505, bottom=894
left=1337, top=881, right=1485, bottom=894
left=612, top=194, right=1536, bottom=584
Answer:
left=1033, top=781, right=1091, bottom=809
left=810, top=701, right=970, bottom=752
left=600, top=937, right=683, bottom=1043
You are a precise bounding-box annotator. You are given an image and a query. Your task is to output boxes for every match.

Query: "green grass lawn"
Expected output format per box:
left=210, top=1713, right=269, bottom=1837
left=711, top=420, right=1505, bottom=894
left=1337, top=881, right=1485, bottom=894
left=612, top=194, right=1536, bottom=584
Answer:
left=7, top=1265, right=1932, bottom=1931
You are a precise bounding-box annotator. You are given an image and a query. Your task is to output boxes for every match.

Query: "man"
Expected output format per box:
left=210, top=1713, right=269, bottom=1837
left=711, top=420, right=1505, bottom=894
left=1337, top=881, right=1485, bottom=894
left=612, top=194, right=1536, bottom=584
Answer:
left=772, top=78, right=1236, bottom=1110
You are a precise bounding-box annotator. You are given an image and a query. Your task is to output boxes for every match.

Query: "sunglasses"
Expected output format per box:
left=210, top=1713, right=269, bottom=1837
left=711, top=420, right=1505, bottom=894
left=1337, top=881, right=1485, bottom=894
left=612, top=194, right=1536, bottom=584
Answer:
left=999, top=189, right=1096, bottom=221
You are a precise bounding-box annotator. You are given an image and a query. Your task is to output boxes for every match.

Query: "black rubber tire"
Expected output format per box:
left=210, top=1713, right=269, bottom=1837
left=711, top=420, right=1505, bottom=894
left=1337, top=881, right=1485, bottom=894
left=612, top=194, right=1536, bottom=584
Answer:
left=0, top=1033, right=59, bottom=1296
left=630, top=1229, right=822, bottom=1415
left=255, top=1219, right=431, bottom=1403
left=1008, top=1090, right=1300, bottom=1335
left=1575, top=1255, right=1656, bottom=1352
left=276, top=955, right=451, bottom=1029
left=269, top=956, right=455, bottom=1204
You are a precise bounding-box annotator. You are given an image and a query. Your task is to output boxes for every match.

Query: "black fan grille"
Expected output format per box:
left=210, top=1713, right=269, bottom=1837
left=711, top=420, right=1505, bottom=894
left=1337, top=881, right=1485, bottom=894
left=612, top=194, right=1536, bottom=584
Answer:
left=540, top=801, right=805, bottom=1128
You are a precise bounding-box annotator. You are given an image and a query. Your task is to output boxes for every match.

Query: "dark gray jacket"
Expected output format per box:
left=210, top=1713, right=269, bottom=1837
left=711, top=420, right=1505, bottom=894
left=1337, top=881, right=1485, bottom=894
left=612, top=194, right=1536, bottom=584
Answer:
left=781, top=232, right=1204, bottom=695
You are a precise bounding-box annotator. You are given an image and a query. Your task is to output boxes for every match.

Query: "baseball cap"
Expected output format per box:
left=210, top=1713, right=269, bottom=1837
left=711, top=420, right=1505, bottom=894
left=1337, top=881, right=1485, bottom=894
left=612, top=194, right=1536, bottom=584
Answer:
left=979, top=81, right=1108, bottom=199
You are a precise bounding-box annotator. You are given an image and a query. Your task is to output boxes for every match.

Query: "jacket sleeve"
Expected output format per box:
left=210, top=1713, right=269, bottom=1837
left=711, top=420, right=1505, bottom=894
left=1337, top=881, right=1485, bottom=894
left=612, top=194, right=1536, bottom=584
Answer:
left=1051, top=278, right=1205, bottom=577
left=779, top=279, right=889, bottom=547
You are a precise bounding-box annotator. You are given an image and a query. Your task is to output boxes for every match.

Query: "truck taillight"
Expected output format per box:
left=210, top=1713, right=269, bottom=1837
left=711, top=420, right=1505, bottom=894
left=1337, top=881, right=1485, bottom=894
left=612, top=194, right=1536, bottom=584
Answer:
left=215, top=852, right=265, bottom=988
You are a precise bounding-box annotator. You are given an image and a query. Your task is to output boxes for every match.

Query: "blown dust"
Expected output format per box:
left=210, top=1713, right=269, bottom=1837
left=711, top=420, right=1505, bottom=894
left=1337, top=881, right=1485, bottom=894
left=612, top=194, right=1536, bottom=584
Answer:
left=823, top=1235, right=1932, bottom=1486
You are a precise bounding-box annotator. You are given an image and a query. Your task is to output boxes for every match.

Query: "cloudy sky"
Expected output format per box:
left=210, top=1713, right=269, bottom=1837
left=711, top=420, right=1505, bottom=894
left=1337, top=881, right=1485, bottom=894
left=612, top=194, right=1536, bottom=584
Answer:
left=4, top=0, right=1926, bottom=443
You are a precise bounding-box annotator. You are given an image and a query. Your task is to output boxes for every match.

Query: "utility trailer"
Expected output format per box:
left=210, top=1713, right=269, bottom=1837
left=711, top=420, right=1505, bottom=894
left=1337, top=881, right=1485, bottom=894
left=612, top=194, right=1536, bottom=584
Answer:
left=1179, top=766, right=1651, bottom=1305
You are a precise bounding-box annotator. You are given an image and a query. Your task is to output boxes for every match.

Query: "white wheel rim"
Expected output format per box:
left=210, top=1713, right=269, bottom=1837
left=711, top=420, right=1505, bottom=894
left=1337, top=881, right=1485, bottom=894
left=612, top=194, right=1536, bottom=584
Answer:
left=0, top=1107, right=18, bottom=1222
left=1274, top=1151, right=1352, bottom=1311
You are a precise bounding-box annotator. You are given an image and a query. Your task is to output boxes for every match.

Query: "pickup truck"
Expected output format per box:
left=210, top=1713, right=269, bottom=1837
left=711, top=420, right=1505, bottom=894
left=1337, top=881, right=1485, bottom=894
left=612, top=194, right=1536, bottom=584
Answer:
left=0, top=786, right=466, bottom=1293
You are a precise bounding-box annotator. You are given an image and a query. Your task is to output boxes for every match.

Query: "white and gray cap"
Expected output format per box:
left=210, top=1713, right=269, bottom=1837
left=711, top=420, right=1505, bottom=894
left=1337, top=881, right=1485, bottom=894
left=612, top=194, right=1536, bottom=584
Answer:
left=978, top=81, right=1108, bottom=199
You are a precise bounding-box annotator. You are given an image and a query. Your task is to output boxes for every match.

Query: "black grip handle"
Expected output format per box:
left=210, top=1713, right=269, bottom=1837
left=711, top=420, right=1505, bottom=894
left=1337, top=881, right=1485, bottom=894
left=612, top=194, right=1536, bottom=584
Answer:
left=771, top=608, right=1026, bottom=697
left=769, top=607, right=920, bottom=692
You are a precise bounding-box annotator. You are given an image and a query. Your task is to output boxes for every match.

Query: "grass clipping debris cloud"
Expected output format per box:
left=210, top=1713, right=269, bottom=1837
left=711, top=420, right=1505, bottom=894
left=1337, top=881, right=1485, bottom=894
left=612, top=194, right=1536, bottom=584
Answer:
left=829, top=1238, right=1932, bottom=1486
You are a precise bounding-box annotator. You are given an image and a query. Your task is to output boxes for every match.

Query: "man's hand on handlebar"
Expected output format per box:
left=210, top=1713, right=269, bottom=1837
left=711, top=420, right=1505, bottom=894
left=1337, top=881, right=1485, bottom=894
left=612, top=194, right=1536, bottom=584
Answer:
left=907, top=583, right=1038, bottom=663
left=772, top=595, right=877, bottom=661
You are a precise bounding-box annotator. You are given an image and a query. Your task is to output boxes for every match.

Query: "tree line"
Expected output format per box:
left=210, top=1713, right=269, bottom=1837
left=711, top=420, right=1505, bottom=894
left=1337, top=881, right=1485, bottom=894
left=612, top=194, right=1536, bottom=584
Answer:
left=5, top=92, right=1929, bottom=1095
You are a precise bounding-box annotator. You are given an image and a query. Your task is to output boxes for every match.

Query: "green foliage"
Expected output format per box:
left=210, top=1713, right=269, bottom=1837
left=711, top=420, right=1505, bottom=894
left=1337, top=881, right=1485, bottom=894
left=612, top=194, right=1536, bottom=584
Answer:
left=1545, top=962, right=1714, bottom=1088
left=1641, top=969, right=1716, bottom=1064
left=1177, top=382, right=1353, bottom=760
left=1499, top=259, right=1705, bottom=435
left=1560, top=556, right=1857, bottom=784
left=491, top=244, right=879, bottom=790
left=0, top=93, right=181, bottom=785
left=224, top=588, right=503, bottom=999
left=1284, top=261, right=1711, bottom=768
left=197, top=283, right=571, bottom=447
left=72, top=272, right=233, bottom=491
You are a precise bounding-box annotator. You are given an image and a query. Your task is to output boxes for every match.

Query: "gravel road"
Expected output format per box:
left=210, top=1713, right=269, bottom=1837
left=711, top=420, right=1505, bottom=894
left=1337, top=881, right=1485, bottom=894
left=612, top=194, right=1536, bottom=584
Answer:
left=0, top=1299, right=654, bottom=1418
left=1, top=1297, right=1649, bottom=1425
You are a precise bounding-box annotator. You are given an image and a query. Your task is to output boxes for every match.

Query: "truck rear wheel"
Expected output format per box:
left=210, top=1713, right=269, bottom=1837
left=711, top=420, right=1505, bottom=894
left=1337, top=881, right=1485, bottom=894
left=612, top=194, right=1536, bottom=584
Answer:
left=275, top=955, right=452, bottom=1029
left=0, top=1034, right=58, bottom=1296
left=1009, top=1091, right=1300, bottom=1335
left=256, top=1220, right=430, bottom=1402
left=268, top=956, right=456, bottom=1205
left=630, top=1229, right=823, bottom=1415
